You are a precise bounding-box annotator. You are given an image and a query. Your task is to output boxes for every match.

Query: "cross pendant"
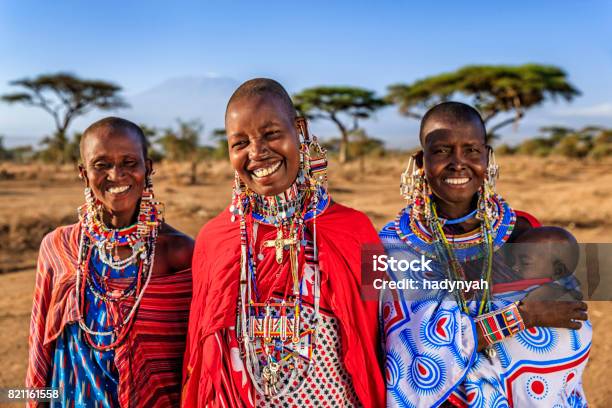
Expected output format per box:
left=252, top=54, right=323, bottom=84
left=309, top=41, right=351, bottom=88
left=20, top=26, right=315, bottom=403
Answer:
left=263, top=229, right=297, bottom=264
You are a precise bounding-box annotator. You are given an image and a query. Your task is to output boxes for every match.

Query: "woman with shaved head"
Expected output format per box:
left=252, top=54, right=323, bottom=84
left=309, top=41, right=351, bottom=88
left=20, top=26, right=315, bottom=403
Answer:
left=379, top=102, right=591, bottom=407
left=26, top=117, right=194, bottom=407
left=182, top=79, right=385, bottom=407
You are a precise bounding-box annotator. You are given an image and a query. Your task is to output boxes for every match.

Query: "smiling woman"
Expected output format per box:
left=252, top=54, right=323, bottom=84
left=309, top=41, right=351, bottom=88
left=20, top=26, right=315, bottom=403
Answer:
left=26, top=117, right=194, bottom=407
left=182, top=78, right=385, bottom=408
left=379, top=102, right=592, bottom=408
left=226, top=93, right=301, bottom=196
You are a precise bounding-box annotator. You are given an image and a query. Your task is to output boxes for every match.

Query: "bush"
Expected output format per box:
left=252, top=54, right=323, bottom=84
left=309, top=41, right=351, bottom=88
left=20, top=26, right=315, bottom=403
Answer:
left=516, top=138, right=553, bottom=156
left=552, top=135, right=591, bottom=158
left=494, top=144, right=515, bottom=155
left=588, top=143, right=612, bottom=159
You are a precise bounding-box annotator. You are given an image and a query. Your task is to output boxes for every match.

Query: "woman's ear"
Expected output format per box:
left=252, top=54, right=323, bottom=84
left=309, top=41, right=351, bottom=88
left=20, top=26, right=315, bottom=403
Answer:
left=78, top=164, right=88, bottom=185
left=145, top=158, right=153, bottom=177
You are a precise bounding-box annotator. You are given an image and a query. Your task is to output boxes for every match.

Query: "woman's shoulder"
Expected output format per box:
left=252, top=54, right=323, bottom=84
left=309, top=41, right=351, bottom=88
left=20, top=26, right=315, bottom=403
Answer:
left=514, top=210, right=541, bottom=228
left=39, top=222, right=80, bottom=252
left=322, top=200, right=374, bottom=227
left=508, top=209, right=541, bottom=242
left=158, top=223, right=195, bottom=272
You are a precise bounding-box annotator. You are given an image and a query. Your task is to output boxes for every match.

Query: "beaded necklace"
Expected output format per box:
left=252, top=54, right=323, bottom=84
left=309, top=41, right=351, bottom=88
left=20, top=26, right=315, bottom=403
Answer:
left=75, top=190, right=163, bottom=351
left=394, top=193, right=515, bottom=262
left=233, top=172, right=329, bottom=398
left=395, top=193, right=515, bottom=315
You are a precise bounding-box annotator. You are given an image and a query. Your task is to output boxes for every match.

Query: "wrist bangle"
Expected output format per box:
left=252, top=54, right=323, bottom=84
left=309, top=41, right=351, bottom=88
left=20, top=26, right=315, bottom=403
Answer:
left=475, top=301, right=526, bottom=347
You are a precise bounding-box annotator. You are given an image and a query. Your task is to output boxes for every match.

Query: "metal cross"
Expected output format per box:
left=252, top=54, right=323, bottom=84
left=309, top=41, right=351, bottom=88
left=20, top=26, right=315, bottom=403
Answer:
left=263, top=229, right=297, bottom=264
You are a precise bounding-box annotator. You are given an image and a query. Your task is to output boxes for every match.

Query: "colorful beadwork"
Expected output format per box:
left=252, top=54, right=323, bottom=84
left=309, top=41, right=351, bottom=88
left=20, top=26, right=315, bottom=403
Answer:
left=74, top=186, right=163, bottom=351
left=234, top=134, right=329, bottom=398
left=475, top=301, right=526, bottom=346
left=394, top=193, right=515, bottom=262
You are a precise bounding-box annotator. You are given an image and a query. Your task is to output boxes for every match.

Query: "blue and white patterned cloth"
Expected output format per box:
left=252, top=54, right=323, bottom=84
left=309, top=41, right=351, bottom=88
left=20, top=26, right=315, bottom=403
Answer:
left=379, top=220, right=592, bottom=408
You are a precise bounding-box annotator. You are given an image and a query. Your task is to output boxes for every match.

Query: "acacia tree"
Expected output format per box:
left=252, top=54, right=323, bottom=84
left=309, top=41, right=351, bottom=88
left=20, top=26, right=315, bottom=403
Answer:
left=210, top=128, right=228, bottom=160
left=386, top=64, right=580, bottom=141
left=293, top=86, right=387, bottom=163
left=157, top=119, right=203, bottom=184
left=1, top=72, right=128, bottom=162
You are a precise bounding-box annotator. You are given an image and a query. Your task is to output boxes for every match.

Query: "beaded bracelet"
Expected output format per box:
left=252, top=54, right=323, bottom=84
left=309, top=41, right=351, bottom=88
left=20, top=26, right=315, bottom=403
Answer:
left=474, top=301, right=526, bottom=346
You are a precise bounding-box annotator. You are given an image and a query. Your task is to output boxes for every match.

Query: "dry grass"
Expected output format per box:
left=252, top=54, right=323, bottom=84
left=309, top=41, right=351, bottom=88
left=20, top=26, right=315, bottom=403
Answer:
left=1, top=156, right=611, bottom=405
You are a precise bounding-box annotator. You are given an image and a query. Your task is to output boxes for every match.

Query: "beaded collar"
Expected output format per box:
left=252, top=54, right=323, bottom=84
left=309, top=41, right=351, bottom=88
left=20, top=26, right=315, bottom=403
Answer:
left=251, top=186, right=330, bottom=225
left=231, top=170, right=330, bottom=226
left=395, top=193, right=516, bottom=262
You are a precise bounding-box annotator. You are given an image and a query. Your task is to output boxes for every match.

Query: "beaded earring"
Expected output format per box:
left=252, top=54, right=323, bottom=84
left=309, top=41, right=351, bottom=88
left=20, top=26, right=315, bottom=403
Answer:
left=477, top=147, right=500, bottom=221
left=298, top=118, right=328, bottom=191
left=230, top=171, right=246, bottom=222
left=400, top=154, right=432, bottom=223
left=84, top=186, right=96, bottom=206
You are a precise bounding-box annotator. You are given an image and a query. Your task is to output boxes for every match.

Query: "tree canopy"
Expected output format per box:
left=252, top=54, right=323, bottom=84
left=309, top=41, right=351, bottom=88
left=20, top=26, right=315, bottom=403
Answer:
left=386, top=64, right=580, bottom=139
left=293, top=86, right=387, bottom=163
left=2, top=72, right=128, bottom=136
left=1, top=72, right=128, bottom=163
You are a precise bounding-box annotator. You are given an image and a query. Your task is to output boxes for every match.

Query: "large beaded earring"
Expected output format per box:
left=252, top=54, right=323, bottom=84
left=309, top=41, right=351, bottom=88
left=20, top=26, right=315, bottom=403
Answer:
left=297, top=117, right=328, bottom=191
left=400, top=153, right=431, bottom=223
left=230, top=171, right=246, bottom=221
left=84, top=186, right=96, bottom=207
left=477, top=147, right=499, bottom=221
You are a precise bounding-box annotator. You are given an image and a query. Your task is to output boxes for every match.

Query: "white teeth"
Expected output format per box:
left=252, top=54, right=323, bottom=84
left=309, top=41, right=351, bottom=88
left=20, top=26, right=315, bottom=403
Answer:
left=252, top=162, right=282, bottom=178
left=107, top=185, right=130, bottom=194
left=444, top=178, right=470, bottom=185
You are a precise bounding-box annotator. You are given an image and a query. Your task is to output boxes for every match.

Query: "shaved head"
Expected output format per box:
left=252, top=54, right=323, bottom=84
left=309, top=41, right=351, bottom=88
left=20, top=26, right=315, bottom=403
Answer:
left=419, top=101, right=486, bottom=145
left=225, top=78, right=296, bottom=122
left=80, top=117, right=148, bottom=161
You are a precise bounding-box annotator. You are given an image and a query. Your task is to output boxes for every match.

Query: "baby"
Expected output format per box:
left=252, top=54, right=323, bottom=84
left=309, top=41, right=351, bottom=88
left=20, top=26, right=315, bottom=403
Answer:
left=510, top=226, right=582, bottom=300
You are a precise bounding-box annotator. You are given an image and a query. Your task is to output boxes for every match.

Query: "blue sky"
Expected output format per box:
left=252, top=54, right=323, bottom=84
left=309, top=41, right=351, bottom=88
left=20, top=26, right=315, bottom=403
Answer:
left=1, top=1, right=611, bottom=148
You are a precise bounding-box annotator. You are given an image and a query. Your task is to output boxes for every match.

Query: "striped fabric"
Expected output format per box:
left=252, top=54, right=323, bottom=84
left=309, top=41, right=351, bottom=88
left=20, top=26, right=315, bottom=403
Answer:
left=26, top=223, right=192, bottom=407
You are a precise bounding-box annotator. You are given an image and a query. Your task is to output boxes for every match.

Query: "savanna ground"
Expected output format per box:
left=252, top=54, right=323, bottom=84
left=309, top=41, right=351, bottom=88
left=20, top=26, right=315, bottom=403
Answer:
left=1, top=155, right=611, bottom=406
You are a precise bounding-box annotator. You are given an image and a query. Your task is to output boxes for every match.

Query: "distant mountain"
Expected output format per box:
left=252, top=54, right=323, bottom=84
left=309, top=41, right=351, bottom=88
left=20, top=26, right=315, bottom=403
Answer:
left=0, top=75, right=241, bottom=147
left=119, top=75, right=241, bottom=136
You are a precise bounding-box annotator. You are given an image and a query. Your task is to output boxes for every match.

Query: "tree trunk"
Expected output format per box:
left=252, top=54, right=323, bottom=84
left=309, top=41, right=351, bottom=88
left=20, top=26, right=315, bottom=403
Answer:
left=359, top=155, right=365, bottom=177
left=190, top=160, right=197, bottom=185
left=330, top=113, right=349, bottom=164
left=339, top=130, right=349, bottom=164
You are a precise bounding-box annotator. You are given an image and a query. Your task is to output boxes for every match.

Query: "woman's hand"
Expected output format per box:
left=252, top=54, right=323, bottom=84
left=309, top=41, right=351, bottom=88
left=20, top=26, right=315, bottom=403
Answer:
left=518, top=299, right=588, bottom=330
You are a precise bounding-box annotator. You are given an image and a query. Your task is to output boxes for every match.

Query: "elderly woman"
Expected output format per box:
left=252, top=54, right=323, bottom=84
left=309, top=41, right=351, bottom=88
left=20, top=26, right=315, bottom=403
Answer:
left=182, top=78, right=385, bottom=407
left=379, top=102, right=591, bottom=407
left=26, top=117, right=194, bottom=407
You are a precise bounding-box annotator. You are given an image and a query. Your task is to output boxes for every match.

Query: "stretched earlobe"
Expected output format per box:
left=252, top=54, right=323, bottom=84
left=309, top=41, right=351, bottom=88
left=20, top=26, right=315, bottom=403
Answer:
left=414, top=150, right=424, bottom=168
left=296, top=117, right=310, bottom=142
left=78, top=165, right=89, bottom=186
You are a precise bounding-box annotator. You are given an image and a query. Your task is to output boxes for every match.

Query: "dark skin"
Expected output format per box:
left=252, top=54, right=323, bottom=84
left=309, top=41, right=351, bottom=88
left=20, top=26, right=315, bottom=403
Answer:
left=419, top=115, right=588, bottom=351
left=79, top=127, right=193, bottom=277
left=226, top=95, right=303, bottom=197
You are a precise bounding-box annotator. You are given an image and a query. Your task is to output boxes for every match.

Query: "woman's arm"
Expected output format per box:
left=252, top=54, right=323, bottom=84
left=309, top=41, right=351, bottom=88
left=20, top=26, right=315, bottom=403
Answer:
left=25, top=234, right=56, bottom=406
left=474, top=299, right=588, bottom=352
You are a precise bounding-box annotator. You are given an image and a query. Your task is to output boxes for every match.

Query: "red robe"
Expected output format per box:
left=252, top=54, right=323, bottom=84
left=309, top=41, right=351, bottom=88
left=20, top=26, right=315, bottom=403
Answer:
left=182, top=202, right=386, bottom=407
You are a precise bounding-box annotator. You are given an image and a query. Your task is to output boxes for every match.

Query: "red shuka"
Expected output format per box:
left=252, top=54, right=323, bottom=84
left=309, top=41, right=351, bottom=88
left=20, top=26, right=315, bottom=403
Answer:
left=182, top=202, right=386, bottom=407
left=26, top=224, right=192, bottom=407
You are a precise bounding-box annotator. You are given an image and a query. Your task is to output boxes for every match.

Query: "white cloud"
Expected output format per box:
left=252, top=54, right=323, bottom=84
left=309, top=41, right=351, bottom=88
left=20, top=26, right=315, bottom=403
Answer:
left=553, top=103, right=612, bottom=118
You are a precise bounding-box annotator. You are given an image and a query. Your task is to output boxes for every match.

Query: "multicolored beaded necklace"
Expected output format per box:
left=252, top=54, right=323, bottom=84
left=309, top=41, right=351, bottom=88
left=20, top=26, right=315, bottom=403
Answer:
left=395, top=193, right=515, bottom=314
left=233, top=168, right=329, bottom=398
left=395, top=193, right=515, bottom=262
left=75, top=189, right=164, bottom=351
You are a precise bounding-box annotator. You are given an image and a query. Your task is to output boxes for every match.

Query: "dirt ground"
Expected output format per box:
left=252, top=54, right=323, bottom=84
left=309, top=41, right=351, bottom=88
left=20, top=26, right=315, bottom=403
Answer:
left=1, top=156, right=611, bottom=406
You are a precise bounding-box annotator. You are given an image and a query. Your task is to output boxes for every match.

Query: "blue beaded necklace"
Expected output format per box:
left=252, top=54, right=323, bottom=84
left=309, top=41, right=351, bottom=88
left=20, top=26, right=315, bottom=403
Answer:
left=439, top=209, right=478, bottom=225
